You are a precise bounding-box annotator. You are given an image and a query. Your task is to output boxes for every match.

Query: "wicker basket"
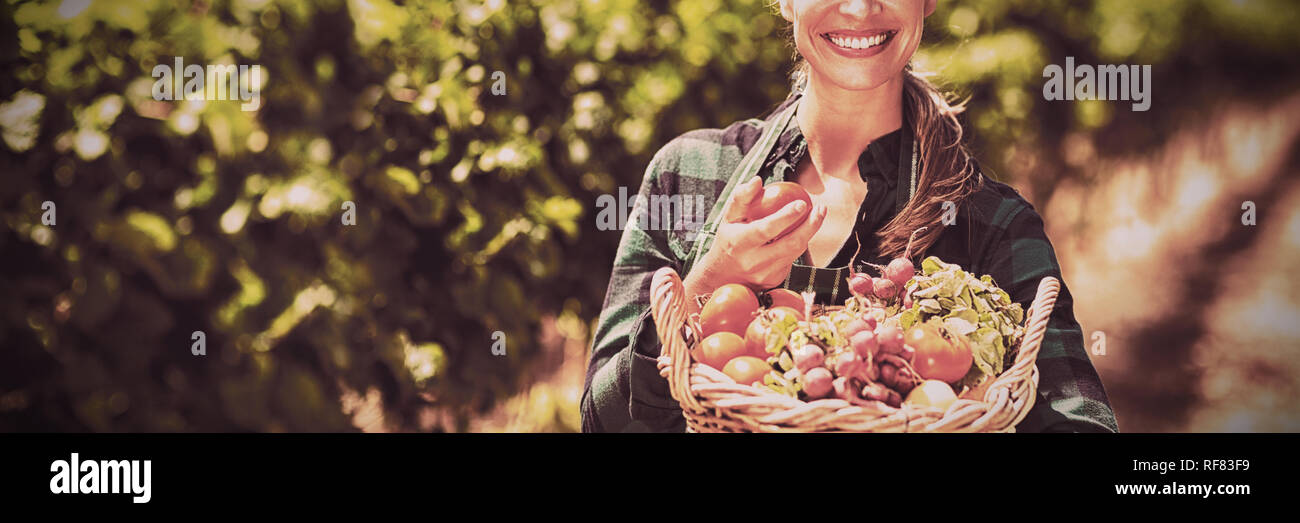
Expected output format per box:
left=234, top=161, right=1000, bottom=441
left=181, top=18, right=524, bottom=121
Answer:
left=648, top=267, right=1061, bottom=433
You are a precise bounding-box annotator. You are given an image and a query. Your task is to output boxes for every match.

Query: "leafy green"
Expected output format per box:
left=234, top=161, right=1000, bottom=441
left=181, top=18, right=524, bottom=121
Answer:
left=901, top=256, right=1026, bottom=386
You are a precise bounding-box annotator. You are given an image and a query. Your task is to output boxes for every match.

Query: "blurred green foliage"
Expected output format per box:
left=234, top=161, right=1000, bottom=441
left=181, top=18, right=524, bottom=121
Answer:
left=0, top=0, right=1296, bottom=431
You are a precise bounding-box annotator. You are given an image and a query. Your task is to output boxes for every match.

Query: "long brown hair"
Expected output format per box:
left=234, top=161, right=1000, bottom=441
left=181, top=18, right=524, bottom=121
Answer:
left=790, top=59, right=983, bottom=260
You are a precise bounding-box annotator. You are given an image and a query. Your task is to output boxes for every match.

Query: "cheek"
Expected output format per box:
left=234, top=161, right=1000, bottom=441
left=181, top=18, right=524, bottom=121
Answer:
left=790, top=2, right=825, bottom=51
left=793, top=23, right=819, bottom=59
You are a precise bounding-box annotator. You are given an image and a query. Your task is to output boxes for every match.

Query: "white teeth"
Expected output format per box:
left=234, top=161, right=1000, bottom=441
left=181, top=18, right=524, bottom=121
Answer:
left=828, top=33, right=888, bottom=51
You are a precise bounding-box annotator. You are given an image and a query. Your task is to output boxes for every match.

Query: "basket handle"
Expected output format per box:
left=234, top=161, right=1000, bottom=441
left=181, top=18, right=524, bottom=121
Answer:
left=983, top=276, right=1060, bottom=428
left=649, top=266, right=703, bottom=413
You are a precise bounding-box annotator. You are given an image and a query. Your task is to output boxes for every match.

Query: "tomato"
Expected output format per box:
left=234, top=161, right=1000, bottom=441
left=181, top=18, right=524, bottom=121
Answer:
left=723, top=356, right=771, bottom=386
left=905, top=323, right=973, bottom=384
left=769, top=306, right=802, bottom=323
left=766, top=288, right=806, bottom=313
left=743, top=306, right=800, bottom=358
left=693, top=332, right=749, bottom=370
left=904, top=379, right=958, bottom=411
left=699, top=284, right=759, bottom=338
left=743, top=182, right=812, bottom=238
left=742, top=316, right=768, bottom=358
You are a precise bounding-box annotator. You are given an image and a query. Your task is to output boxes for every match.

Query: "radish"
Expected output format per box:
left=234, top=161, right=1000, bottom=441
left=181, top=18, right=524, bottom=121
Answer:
left=860, top=313, right=879, bottom=331
left=868, top=308, right=887, bottom=324
left=843, top=319, right=870, bottom=338
left=842, top=232, right=879, bottom=302
left=861, top=361, right=880, bottom=382
left=872, top=278, right=897, bottom=300
left=802, top=367, right=833, bottom=399
left=832, top=377, right=856, bottom=401
left=879, top=363, right=898, bottom=387
left=850, top=330, right=877, bottom=359
left=848, top=272, right=873, bottom=299
left=884, top=258, right=914, bottom=290
left=793, top=344, right=825, bottom=372
left=861, top=382, right=902, bottom=407
left=834, top=352, right=864, bottom=379
left=884, top=227, right=928, bottom=296
left=875, top=324, right=904, bottom=355
left=893, top=374, right=917, bottom=395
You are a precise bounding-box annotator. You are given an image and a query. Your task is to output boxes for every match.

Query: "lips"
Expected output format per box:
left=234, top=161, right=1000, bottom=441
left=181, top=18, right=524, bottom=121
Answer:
left=820, top=29, right=897, bottom=57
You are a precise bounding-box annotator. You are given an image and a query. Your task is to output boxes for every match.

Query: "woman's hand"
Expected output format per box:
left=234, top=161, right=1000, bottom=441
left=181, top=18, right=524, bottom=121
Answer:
left=683, top=176, right=827, bottom=309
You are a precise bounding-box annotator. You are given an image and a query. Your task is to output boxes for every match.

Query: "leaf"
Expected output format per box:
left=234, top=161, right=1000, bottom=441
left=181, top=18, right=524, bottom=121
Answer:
left=913, top=284, right=943, bottom=299
left=954, top=364, right=987, bottom=392
left=778, top=351, right=794, bottom=372
left=764, top=329, right=786, bottom=355
left=968, top=327, right=1004, bottom=377
left=959, top=285, right=974, bottom=308
left=919, top=298, right=942, bottom=314
left=1010, top=304, right=1025, bottom=325
left=995, top=289, right=1012, bottom=305
left=943, top=316, right=977, bottom=336
left=944, top=307, right=979, bottom=325
left=921, top=256, right=946, bottom=276
left=899, top=308, right=919, bottom=330
left=940, top=273, right=963, bottom=293
left=1000, top=319, right=1016, bottom=337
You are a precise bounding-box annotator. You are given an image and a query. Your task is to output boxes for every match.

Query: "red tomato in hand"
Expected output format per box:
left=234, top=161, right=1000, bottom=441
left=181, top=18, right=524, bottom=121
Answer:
left=906, top=323, right=973, bottom=384
left=743, top=182, right=812, bottom=238
left=700, top=284, right=760, bottom=337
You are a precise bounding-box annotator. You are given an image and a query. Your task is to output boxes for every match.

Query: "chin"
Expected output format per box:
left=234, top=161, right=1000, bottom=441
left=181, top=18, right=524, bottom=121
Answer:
left=819, top=67, right=898, bottom=92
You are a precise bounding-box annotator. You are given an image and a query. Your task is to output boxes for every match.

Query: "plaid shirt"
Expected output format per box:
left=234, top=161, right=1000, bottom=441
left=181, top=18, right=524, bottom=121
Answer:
left=581, top=94, right=1119, bottom=433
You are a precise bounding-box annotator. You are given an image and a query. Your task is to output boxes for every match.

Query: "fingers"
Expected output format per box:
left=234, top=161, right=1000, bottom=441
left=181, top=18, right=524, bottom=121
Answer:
left=744, top=199, right=812, bottom=246
left=768, top=202, right=827, bottom=253
left=722, top=176, right=764, bottom=223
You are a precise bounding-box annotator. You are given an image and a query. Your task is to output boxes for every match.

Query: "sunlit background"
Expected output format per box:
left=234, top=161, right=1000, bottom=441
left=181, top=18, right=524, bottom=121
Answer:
left=2, top=0, right=1298, bottom=432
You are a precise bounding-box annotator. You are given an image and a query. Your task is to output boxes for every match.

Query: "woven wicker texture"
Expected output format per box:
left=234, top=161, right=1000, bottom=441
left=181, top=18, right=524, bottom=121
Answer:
left=649, top=267, right=1060, bottom=433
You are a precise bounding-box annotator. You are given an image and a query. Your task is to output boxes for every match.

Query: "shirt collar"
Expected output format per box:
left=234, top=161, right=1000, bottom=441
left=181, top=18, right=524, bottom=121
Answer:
left=767, top=93, right=906, bottom=188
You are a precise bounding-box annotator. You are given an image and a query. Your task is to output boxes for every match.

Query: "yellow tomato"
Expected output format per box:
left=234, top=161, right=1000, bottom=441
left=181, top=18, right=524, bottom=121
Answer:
left=905, top=379, right=958, bottom=411
left=722, top=356, right=771, bottom=387
left=693, top=332, right=748, bottom=370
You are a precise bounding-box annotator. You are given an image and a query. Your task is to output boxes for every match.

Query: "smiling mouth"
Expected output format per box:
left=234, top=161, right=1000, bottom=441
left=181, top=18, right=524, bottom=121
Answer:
left=821, top=30, right=897, bottom=51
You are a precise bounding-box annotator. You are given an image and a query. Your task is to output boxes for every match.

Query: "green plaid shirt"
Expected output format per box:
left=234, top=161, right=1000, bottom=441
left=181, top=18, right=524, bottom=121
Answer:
left=581, top=94, right=1119, bottom=433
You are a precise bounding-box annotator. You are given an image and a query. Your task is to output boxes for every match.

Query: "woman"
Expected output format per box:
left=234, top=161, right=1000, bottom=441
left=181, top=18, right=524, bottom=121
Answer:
left=582, top=0, right=1119, bottom=433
